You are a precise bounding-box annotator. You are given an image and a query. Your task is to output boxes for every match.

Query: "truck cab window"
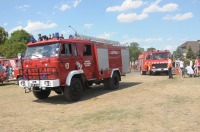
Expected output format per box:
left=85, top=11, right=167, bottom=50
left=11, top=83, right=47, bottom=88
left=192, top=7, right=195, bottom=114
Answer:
left=61, top=44, right=72, bottom=56
left=146, top=55, right=150, bottom=60
left=83, top=45, right=92, bottom=56
left=72, top=44, right=78, bottom=56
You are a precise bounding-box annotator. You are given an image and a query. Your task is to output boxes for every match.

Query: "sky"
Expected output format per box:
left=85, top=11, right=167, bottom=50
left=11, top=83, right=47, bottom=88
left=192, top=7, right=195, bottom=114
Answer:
left=0, top=0, right=200, bottom=52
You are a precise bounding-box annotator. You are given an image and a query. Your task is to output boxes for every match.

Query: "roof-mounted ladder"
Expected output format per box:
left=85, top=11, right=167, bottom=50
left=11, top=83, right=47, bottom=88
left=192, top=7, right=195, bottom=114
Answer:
left=74, top=34, right=120, bottom=46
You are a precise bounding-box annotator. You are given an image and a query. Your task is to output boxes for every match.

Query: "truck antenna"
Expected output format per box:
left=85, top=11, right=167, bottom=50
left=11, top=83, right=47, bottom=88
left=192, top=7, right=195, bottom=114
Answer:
left=68, top=25, right=78, bottom=36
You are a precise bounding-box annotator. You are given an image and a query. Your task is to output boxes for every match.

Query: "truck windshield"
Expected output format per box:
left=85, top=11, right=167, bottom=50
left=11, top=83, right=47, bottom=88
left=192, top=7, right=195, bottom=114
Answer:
left=24, top=43, right=60, bottom=59
left=152, top=53, right=168, bottom=60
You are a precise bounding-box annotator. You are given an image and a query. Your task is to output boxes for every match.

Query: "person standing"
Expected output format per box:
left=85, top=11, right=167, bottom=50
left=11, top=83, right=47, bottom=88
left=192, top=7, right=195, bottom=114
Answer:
left=38, top=34, right=43, bottom=41
left=179, top=58, right=184, bottom=78
left=168, top=56, right=173, bottom=79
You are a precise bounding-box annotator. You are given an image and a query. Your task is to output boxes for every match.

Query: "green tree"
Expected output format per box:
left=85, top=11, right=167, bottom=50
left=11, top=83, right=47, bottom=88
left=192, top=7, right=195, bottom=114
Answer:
left=186, top=46, right=195, bottom=59
left=129, top=42, right=142, bottom=62
left=9, top=29, right=32, bottom=44
left=0, top=27, right=8, bottom=44
left=173, top=47, right=183, bottom=59
left=0, top=41, right=27, bottom=58
left=147, top=47, right=156, bottom=51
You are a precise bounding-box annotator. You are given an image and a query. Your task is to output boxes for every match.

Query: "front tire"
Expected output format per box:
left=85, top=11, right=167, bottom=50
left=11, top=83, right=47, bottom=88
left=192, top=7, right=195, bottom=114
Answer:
left=33, top=87, right=51, bottom=99
left=64, top=78, right=83, bottom=102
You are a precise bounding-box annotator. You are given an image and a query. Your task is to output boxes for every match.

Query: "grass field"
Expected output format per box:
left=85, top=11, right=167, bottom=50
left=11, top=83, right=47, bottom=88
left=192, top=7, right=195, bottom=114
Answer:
left=0, top=72, right=200, bottom=132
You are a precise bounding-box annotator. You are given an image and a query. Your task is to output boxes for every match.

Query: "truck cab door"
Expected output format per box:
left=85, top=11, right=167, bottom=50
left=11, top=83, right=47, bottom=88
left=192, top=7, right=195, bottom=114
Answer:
left=60, top=43, right=77, bottom=85
left=82, top=44, right=95, bottom=79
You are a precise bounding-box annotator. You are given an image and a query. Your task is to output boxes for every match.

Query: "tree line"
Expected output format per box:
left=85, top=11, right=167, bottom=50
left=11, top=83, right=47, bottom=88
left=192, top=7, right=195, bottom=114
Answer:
left=0, top=27, right=31, bottom=58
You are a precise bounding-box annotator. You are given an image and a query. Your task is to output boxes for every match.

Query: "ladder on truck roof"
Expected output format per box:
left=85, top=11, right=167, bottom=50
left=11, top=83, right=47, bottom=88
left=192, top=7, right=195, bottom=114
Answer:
left=74, top=34, right=120, bottom=46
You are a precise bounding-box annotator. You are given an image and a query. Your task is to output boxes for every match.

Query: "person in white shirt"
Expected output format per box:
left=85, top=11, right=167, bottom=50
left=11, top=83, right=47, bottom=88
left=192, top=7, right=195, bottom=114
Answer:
left=185, top=64, right=194, bottom=77
left=179, top=58, right=184, bottom=77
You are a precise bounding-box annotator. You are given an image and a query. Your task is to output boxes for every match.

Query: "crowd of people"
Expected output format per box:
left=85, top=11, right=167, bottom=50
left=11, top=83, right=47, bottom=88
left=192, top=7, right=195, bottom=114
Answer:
left=0, top=62, right=14, bottom=82
left=171, top=57, right=200, bottom=79
left=38, top=33, right=64, bottom=42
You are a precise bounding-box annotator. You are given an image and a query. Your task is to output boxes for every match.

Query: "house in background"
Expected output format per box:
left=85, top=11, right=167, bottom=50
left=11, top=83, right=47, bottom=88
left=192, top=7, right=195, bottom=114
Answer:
left=178, top=40, right=200, bottom=57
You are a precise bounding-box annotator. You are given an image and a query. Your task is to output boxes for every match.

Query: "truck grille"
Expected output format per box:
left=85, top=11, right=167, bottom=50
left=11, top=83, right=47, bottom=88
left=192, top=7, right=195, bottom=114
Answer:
left=19, top=67, right=58, bottom=80
left=152, top=64, right=167, bottom=68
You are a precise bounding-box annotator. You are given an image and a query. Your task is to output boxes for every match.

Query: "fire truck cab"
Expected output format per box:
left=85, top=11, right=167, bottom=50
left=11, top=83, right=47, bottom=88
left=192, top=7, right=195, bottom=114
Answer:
left=138, top=50, right=171, bottom=75
left=18, top=34, right=130, bottom=101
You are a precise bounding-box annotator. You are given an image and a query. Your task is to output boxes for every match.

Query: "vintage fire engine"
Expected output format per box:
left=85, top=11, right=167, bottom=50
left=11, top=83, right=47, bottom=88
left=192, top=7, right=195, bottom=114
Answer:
left=138, top=50, right=171, bottom=75
left=0, top=58, right=22, bottom=82
left=18, top=34, right=130, bottom=101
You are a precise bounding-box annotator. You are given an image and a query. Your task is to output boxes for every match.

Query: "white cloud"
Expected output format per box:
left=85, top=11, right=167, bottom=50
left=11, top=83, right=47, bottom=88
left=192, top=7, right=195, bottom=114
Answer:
left=164, top=45, right=173, bottom=51
left=143, top=0, right=178, bottom=13
left=163, top=12, right=193, bottom=21
left=9, top=26, right=23, bottom=34
left=84, top=24, right=93, bottom=29
left=3, top=23, right=8, bottom=27
left=122, top=37, right=163, bottom=44
left=16, top=4, right=30, bottom=10
left=117, top=13, right=148, bottom=23
left=9, top=21, right=57, bottom=34
left=59, top=4, right=70, bottom=11
left=97, top=32, right=115, bottom=39
left=73, top=0, right=82, bottom=7
left=106, top=0, right=144, bottom=12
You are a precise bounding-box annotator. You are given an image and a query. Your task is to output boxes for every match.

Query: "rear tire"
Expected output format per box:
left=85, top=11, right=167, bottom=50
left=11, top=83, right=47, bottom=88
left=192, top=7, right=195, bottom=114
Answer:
left=64, top=78, right=83, bottom=102
left=104, top=72, right=119, bottom=90
left=33, top=87, right=51, bottom=99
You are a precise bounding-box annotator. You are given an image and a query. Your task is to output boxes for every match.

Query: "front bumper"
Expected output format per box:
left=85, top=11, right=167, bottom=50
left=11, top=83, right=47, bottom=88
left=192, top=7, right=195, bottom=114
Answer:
left=152, top=68, right=168, bottom=72
left=19, top=79, right=60, bottom=89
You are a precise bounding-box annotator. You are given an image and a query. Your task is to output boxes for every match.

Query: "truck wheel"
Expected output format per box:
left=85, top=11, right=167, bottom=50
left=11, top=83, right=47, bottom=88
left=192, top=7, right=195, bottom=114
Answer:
left=104, top=72, right=119, bottom=90
left=64, top=78, right=83, bottom=102
left=33, top=87, right=51, bottom=99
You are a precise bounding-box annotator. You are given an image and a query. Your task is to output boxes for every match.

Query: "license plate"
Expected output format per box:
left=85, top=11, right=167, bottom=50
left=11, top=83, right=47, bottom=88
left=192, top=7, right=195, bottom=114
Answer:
left=31, top=84, right=39, bottom=87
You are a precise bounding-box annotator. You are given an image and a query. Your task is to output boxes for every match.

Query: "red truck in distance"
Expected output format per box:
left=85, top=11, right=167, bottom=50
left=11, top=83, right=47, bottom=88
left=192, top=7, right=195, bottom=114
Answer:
left=138, top=50, right=172, bottom=75
left=18, top=34, right=130, bottom=101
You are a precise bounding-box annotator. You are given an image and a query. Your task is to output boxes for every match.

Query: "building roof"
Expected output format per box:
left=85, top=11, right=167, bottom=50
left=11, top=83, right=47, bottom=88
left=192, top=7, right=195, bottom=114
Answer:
left=179, top=41, right=200, bottom=53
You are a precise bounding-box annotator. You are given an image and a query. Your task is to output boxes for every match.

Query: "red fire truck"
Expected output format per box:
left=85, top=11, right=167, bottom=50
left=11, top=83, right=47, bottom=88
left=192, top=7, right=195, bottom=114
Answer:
left=18, top=34, right=130, bottom=101
left=138, top=50, right=171, bottom=75
left=0, top=58, right=22, bottom=81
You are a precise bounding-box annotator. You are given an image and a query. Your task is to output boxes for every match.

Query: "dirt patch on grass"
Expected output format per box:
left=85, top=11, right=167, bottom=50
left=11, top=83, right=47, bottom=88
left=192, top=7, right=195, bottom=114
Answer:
left=0, top=72, right=200, bottom=131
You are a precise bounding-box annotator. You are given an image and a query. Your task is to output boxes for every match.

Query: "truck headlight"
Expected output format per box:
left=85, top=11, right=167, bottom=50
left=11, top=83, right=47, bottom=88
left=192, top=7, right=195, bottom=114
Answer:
left=44, top=81, right=51, bottom=86
left=20, top=81, right=25, bottom=86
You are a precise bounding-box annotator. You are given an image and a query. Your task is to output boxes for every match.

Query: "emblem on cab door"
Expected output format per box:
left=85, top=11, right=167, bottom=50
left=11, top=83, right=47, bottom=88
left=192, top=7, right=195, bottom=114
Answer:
left=65, top=63, right=69, bottom=69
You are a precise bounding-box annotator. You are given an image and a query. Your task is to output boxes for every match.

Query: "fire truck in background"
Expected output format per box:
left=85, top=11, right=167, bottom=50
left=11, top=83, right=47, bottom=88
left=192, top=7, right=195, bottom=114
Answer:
left=18, top=33, right=130, bottom=101
left=138, top=50, right=172, bottom=75
left=0, top=58, right=22, bottom=82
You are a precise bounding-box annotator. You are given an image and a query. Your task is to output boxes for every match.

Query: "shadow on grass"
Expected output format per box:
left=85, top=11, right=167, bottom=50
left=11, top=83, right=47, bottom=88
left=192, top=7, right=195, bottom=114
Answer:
left=33, top=82, right=142, bottom=104
left=0, top=82, right=16, bottom=86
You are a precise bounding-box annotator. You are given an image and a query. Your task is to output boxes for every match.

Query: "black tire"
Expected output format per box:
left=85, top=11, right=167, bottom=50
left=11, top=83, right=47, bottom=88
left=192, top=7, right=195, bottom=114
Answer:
left=104, top=72, right=119, bottom=90
left=33, top=87, right=51, bottom=99
left=64, top=78, right=83, bottom=102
